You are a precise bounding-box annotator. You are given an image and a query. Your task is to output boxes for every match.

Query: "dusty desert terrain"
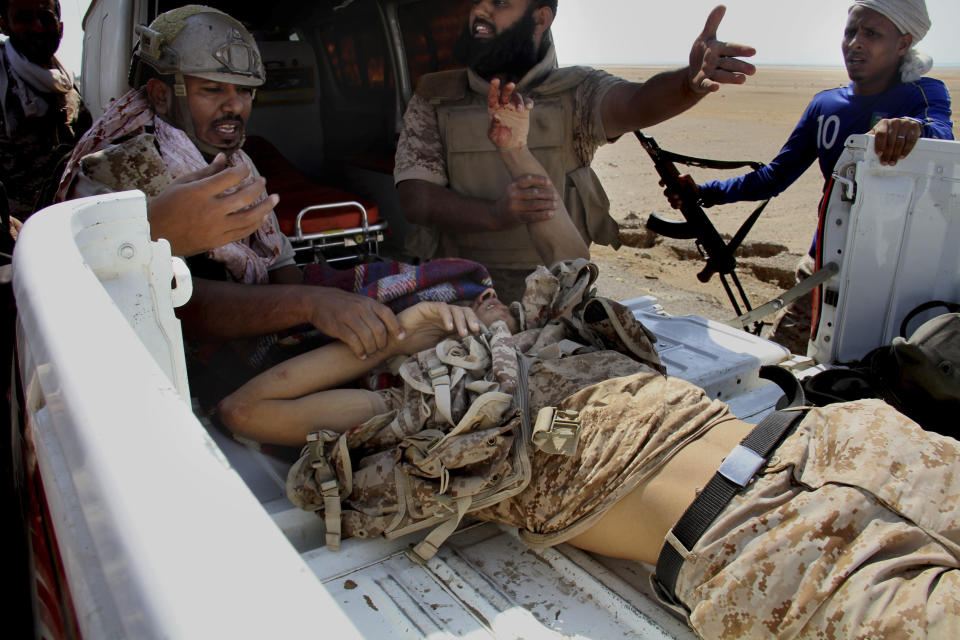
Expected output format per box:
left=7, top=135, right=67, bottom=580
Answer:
left=588, top=65, right=960, bottom=324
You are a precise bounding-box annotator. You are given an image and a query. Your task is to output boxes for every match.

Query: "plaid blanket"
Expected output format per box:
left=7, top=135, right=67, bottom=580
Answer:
left=304, top=258, right=492, bottom=312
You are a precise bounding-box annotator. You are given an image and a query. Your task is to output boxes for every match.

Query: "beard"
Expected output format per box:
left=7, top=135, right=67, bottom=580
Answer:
left=454, top=10, right=544, bottom=83
left=11, top=33, right=62, bottom=67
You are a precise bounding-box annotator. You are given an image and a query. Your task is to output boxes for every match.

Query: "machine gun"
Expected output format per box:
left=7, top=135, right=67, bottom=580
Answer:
left=635, top=131, right=771, bottom=332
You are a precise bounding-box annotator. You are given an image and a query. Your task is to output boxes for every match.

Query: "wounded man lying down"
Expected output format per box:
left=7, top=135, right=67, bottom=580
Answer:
left=217, top=83, right=959, bottom=639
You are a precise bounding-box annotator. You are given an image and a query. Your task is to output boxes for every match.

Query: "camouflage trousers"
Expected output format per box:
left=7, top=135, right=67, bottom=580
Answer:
left=474, top=370, right=730, bottom=546
left=675, top=399, right=960, bottom=639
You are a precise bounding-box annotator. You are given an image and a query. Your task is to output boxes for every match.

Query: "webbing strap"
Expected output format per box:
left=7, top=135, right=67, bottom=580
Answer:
left=303, top=431, right=344, bottom=550
left=321, top=480, right=342, bottom=550
left=653, top=408, right=808, bottom=607
left=658, top=147, right=766, bottom=172
left=428, top=358, right=454, bottom=426
left=407, top=497, right=472, bottom=565
left=536, top=339, right=586, bottom=360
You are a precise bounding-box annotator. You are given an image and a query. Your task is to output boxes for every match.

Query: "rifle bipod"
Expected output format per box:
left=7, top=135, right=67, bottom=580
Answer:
left=635, top=131, right=771, bottom=334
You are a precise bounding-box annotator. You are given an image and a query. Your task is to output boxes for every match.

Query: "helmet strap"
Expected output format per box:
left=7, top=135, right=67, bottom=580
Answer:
left=169, top=71, right=243, bottom=159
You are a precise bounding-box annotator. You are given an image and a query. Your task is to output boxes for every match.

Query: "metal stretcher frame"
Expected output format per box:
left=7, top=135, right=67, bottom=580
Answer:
left=287, top=200, right=388, bottom=266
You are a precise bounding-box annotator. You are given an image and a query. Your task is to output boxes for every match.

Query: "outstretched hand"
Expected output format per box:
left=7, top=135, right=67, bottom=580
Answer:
left=395, top=301, right=482, bottom=355
left=687, top=5, right=756, bottom=95
left=147, top=152, right=279, bottom=257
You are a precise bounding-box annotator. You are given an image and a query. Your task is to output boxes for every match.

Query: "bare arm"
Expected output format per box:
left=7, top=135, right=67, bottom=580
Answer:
left=176, top=278, right=403, bottom=359
left=601, top=5, right=756, bottom=139
left=487, top=79, right=589, bottom=267
left=218, top=302, right=482, bottom=445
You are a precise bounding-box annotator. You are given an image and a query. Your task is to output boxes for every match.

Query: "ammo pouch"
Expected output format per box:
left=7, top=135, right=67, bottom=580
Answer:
left=802, top=301, right=960, bottom=439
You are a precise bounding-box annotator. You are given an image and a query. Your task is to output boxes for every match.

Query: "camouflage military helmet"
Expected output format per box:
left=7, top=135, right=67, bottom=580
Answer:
left=131, top=5, right=265, bottom=88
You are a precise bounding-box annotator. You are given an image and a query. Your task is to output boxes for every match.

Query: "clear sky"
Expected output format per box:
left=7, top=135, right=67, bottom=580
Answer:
left=53, top=0, right=960, bottom=77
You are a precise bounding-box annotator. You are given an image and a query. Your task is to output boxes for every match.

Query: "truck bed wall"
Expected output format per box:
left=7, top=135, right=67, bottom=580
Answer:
left=13, top=192, right=364, bottom=639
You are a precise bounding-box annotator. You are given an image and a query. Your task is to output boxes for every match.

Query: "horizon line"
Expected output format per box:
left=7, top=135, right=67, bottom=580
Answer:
left=563, top=60, right=960, bottom=69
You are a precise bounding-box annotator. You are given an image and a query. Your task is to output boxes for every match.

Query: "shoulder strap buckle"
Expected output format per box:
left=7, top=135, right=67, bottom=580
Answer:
left=531, top=407, right=581, bottom=456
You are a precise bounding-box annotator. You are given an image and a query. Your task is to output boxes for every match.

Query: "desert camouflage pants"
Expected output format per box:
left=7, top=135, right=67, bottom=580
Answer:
left=675, top=399, right=960, bottom=639
left=474, top=370, right=730, bottom=546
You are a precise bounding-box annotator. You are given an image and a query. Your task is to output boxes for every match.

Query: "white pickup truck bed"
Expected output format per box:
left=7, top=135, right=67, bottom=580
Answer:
left=14, top=135, right=958, bottom=638
left=13, top=191, right=788, bottom=639
left=205, top=298, right=789, bottom=640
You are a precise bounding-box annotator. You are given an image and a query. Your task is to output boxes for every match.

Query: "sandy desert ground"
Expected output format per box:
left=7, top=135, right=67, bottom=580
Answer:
left=587, top=65, right=960, bottom=325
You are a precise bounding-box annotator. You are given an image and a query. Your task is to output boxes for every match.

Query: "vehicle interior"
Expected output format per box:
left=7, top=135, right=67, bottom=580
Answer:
left=146, top=0, right=474, bottom=263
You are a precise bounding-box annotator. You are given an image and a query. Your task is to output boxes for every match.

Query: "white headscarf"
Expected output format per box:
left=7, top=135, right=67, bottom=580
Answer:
left=2, top=39, right=81, bottom=137
left=850, top=0, right=933, bottom=82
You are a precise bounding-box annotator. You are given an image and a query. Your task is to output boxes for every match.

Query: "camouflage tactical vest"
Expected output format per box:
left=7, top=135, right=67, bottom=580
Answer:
left=409, top=53, right=621, bottom=270
left=287, top=260, right=664, bottom=562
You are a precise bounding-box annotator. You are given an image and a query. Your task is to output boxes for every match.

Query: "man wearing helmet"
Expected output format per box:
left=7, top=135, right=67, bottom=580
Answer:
left=57, top=6, right=403, bottom=403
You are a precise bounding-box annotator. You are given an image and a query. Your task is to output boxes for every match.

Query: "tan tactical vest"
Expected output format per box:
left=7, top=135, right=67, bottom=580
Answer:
left=416, top=66, right=620, bottom=270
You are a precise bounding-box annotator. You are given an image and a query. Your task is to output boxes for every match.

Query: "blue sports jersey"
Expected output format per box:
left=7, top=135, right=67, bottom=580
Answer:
left=698, top=78, right=953, bottom=207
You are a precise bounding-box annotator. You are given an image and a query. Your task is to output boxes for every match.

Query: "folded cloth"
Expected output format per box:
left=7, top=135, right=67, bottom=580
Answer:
left=303, top=258, right=493, bottom=312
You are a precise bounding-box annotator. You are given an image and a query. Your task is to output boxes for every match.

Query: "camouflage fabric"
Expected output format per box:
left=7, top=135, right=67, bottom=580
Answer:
left=475, top=367, right=730, bottom=545
left=78, top=132, right=172, bottom=198
left=675, top=399, right=960, bottom=639
left=288, top=259, right=668, bottom=558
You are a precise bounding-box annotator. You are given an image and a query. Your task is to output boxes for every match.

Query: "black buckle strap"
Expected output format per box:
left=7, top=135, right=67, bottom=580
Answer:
left=652, top=407, right=809, bottom=609
left=759, top=365, right=805, bottom=410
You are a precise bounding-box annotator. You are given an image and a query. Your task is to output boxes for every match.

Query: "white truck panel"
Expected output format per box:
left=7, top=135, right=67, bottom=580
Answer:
left=14, top=193, right=364, bottom=639
left=809, top=135, right=960, bottom=363
left=28, top=2, right=958, bottom=637
left=81, top=0, right=140, bottom=118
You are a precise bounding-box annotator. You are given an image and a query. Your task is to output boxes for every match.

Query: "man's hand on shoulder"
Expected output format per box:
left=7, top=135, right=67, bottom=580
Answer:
left=687, top=5, right=756, bottom=95
left=871, top=117, right=924, bottom=166
left=148, top=152, right=279, bottom=256
left=305, top=287, right=404, bottom=359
